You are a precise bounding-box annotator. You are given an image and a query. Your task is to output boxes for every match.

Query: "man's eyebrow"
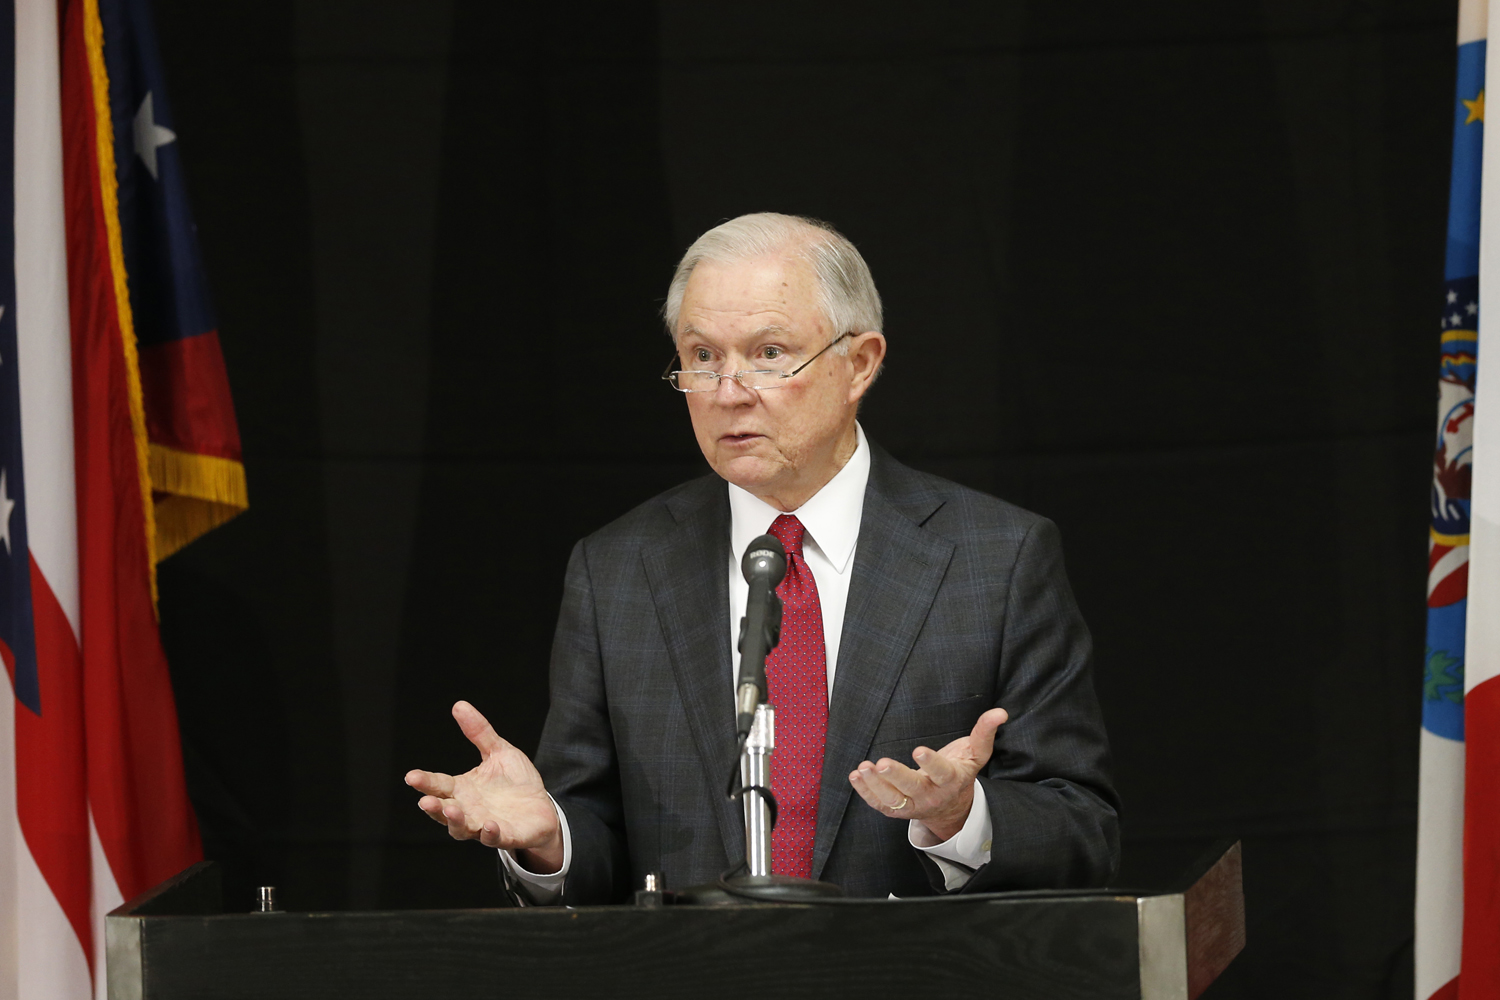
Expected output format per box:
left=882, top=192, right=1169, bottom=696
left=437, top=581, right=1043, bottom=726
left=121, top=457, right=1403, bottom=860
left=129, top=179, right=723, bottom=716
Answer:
left=677, top=325, right=794, bottom=342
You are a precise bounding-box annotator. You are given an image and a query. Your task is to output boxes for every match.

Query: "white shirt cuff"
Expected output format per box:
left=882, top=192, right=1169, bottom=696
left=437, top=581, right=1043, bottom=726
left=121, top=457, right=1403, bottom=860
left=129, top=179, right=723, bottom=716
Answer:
left=498, top=795, right=572, bottom=905
left=908, top=780, right=993, bottom=891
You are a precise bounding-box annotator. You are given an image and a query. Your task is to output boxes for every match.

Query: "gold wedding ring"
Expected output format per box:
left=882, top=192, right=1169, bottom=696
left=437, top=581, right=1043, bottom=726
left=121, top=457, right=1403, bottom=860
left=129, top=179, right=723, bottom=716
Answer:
left=893, top=796, right=910, bottom=811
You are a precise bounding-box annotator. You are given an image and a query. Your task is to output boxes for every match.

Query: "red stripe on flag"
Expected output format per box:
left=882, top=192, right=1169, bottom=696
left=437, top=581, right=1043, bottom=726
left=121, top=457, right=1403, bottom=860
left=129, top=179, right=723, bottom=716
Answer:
left=60, top=0, right=201, bottom=902
left=14, top=556, right=91, bottom=969
left=1432, top=543, right=1455, bottom=571
left=138, top=331, right=242, bottom=462
left=1431, top=976, right=1461, bottom=1000
left=1431, top=563, right=1471, bottom=609
left=1461, top=675, right=1500, bottom=1000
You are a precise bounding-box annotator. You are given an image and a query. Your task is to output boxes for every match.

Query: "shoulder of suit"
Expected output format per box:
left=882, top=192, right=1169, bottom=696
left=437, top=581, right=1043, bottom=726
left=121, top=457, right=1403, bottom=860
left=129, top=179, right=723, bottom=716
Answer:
left=576, top=470, right=724, bottom=552
left=868, top=443, right=1053, bottom=544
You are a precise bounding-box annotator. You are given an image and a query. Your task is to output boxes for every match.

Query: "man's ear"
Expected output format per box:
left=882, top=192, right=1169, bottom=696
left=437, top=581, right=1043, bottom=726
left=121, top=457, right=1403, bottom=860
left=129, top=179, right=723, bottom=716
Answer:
left=847, top=331, right=887, bottom=404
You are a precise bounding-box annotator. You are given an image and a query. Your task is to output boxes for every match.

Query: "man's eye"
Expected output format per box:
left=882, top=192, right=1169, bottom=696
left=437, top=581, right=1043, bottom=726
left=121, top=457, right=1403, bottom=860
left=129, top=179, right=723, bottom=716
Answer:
left=764, top=347, right=782, bottom=361
left=695, top=349, right=712, bottom=363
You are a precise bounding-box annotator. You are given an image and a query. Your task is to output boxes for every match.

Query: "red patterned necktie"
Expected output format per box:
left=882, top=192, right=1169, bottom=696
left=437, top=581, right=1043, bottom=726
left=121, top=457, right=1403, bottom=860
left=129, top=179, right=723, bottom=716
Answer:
left=764, top=513, right=828, bottom=879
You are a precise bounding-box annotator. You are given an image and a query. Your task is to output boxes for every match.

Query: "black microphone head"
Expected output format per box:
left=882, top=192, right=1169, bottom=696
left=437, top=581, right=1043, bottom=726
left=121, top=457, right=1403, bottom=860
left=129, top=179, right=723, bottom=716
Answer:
left=741, top=534, right=787, bottom=587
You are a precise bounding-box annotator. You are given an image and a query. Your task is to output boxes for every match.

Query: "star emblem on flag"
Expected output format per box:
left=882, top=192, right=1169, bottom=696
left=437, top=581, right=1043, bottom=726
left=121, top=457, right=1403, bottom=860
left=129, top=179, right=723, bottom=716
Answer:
left=1464, top=88, right=1486, bottom=124
left=133, top=91, right=176, bottom=181
left=0, top=468, right=13, bottom=556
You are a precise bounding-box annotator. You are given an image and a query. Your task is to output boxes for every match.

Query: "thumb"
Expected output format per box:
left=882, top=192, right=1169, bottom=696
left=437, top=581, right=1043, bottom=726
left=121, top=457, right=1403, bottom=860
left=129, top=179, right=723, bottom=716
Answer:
left=967, top=707, right=1009, bottom=768
left=453, top=700, right=507, bottom=759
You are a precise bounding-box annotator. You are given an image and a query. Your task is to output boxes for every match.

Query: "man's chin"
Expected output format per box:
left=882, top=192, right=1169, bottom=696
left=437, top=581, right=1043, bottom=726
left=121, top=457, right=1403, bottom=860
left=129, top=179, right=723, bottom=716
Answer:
left=710, top=454, right=785, bottom=495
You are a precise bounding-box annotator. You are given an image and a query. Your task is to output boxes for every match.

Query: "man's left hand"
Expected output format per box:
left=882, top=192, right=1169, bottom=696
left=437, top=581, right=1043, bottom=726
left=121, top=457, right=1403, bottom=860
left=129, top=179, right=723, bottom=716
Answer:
left=848, top=707, right=1009, bottom=843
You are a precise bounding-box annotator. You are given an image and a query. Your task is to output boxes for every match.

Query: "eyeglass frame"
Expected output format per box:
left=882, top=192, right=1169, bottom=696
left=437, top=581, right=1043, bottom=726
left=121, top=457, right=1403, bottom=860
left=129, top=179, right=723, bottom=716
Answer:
left=661, top=332, right=854, bottom=393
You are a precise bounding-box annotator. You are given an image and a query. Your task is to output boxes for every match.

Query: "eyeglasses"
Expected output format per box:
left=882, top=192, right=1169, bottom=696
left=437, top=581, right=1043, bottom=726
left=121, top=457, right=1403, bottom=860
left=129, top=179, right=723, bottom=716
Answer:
left=662, top=333, right=852, bottom=393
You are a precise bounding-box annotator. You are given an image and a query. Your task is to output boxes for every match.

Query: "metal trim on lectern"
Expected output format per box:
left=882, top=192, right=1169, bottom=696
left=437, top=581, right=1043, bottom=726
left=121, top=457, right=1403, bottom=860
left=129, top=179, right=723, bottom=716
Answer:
left=1138, top=892, right=1188, bottom=1000
left=107, top=915, right=143, bottom=1000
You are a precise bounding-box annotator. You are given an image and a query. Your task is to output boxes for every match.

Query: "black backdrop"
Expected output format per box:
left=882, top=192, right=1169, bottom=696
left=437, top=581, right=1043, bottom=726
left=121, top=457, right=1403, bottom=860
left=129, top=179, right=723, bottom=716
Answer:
left=146, top=1, right=1450, bottom=996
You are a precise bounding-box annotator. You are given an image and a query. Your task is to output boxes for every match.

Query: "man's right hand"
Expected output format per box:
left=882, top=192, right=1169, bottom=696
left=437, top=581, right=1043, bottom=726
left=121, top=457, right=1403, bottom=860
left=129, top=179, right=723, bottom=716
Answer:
left=405, top=700, right=564, bottom=873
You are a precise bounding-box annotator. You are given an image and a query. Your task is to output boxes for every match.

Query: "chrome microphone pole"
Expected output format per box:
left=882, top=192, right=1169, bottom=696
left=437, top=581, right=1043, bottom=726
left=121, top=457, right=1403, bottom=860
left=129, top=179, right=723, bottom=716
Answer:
left=741, top=704, right=775, bottom=876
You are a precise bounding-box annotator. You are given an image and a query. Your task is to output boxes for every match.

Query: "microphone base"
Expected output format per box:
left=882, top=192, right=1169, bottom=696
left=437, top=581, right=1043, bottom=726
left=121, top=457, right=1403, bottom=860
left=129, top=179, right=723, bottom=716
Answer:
left=673, top=874, right=844, bottom=905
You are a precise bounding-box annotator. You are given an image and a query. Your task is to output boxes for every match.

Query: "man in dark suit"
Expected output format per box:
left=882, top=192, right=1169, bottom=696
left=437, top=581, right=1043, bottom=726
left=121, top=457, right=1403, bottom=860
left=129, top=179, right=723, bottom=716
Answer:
left=406, top=214, right=1118, bottom=902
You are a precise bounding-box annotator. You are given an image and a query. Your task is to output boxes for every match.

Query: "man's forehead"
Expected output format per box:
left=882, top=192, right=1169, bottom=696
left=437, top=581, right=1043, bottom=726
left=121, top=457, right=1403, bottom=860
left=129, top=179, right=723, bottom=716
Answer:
left=677, top=255, right=824, bottom=337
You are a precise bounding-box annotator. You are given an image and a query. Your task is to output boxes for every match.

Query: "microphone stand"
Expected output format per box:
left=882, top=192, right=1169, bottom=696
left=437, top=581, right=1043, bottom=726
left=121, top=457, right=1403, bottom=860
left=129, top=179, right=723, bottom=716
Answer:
left=719, top=536, right=843, bottom=901
left=674, top=536, right=843, bottom=903
left=731, top=536, right=783, bottom=881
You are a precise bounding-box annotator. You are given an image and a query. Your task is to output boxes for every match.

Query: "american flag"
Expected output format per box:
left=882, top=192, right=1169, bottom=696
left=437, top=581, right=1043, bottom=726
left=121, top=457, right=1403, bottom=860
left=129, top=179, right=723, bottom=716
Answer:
left=1, top=0, right=242, bottom=995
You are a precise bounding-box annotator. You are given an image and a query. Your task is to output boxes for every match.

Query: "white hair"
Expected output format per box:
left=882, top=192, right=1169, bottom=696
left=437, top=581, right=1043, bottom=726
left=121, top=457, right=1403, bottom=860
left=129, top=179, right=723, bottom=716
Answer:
left=663, top=213, right=883, bottom=349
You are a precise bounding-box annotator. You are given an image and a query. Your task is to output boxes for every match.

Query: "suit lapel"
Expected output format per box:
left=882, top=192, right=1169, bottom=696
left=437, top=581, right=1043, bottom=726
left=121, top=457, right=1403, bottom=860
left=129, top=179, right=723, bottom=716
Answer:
left=812, top=453, right=954, bottom=880
left=640, top=479, right=742, bottom=865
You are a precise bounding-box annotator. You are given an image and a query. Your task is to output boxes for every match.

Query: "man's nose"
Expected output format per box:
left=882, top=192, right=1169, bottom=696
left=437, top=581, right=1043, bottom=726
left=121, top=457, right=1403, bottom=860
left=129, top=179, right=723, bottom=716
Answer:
left=712, top=372, right=758, bottom=405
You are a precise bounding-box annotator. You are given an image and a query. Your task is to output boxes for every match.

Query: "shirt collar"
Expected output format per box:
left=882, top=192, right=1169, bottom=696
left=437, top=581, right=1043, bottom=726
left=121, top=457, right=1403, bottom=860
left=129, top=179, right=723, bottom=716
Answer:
left=727, top=423, right=870, bottom=575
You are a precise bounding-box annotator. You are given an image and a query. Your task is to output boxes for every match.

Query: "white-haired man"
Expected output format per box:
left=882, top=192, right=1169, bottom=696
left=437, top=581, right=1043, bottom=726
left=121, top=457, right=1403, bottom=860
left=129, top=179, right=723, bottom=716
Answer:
left=406, top=213, right=1119, bottom=902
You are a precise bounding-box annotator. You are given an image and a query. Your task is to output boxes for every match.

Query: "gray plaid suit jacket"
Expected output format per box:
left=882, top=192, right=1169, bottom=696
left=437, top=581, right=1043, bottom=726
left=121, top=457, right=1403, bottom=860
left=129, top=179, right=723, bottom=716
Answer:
left=528, top=442, right=1119, bottom=903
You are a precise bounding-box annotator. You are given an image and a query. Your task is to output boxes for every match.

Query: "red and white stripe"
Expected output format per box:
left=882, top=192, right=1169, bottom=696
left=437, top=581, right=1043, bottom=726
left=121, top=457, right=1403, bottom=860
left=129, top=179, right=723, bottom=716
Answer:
left=3, top=1, right=149, bottom=996
left=3, top=1, right=100, bottom=997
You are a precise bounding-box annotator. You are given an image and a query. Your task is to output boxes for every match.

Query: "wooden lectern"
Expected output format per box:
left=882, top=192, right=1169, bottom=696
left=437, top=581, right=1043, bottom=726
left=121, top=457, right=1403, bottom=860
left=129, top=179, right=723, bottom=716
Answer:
left=107, top=840, right=1244, bottom=1000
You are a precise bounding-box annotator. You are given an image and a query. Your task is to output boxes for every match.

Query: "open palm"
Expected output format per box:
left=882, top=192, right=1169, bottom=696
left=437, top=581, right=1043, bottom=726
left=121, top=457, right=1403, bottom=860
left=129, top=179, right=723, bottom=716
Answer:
left=405, top=701, right=562, bottom=867
left=849, top=706, right=1009, bottom=842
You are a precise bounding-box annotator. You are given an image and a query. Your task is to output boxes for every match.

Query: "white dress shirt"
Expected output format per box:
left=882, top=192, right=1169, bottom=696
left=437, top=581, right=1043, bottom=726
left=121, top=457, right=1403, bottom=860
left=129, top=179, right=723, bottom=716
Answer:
left=503, top=424, right=992, bottom=900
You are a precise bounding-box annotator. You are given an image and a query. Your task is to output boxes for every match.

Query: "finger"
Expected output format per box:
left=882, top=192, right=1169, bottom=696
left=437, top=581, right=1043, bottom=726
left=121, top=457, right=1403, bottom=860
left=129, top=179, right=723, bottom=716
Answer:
left=967, top=707, right=1010, bottom=767
left=873, top=758, right=927, bottom=800
left=417, top=795, right=450, bottom=825
left=406, top=769, right=457, bottom=798
left=479, top=820, right=503, bottom=850
left=913, top=745, right=961, bottom=787
left=452, top=700, right=508, bottom=759
left=848, top=769, right=891, bottom=812
left=442, top=801, right=476, bottom=840
left=855, top=762, right=912, bottom=811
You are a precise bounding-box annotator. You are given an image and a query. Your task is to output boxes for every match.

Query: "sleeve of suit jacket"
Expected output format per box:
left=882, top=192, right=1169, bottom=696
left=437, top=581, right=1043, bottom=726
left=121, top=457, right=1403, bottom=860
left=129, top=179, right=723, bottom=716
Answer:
left=530, top=540, right=633, bottom=905
left=927, top=514, right=1121, bottom=894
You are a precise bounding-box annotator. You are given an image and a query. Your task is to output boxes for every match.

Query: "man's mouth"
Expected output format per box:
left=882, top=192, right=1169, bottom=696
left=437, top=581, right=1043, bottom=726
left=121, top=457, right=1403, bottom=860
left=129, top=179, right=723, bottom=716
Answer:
left=721, top=432, right=763, bottom=444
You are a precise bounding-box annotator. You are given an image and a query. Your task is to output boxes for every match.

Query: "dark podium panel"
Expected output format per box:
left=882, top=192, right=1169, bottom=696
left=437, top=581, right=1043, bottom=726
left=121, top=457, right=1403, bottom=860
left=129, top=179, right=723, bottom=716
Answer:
left=107, top=841, right=1244, bottom=1000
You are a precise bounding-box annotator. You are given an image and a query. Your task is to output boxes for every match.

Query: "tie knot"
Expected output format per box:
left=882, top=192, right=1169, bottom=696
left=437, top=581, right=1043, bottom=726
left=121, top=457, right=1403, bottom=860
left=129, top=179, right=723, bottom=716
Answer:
left=768, top=514, right=806, bottom=556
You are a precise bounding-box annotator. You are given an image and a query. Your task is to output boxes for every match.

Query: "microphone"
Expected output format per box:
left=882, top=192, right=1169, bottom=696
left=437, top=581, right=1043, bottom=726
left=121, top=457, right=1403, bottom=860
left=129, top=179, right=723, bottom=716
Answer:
left=736, top=534, right=786, bottom=738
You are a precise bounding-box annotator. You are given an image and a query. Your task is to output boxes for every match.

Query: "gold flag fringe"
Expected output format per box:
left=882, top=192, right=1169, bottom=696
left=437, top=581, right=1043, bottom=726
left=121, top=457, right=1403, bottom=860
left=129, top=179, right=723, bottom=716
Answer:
left=83, top=0, right=160, bottom=605
left=149, top=446, right=249, bottom=561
